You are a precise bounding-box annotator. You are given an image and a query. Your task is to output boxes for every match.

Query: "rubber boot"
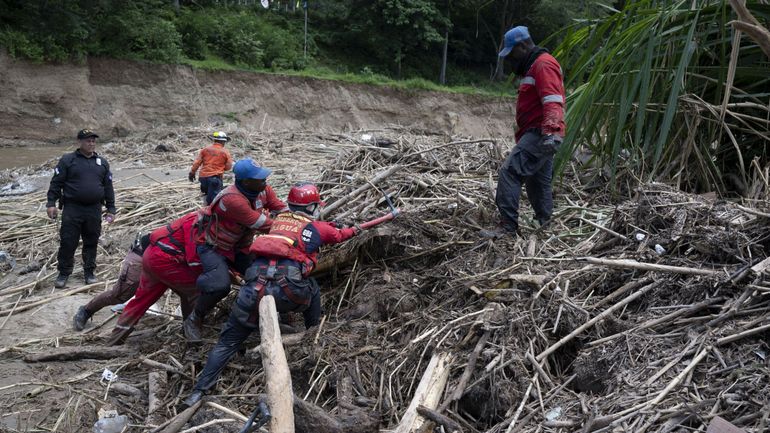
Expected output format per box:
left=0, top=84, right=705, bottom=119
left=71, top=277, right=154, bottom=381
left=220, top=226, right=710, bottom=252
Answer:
left=54, top=274, right=69, bottom=289
left=183, top=311, right=203, bottom=343
left=84, top=272, right=98, bottom=285
left=72, top=306, right=93, bottom=331
left=181, top=390, right=204, bottom=409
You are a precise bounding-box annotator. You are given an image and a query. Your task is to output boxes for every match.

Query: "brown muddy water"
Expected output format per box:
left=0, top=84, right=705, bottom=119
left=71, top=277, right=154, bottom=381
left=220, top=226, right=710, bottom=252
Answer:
left=0, top=146, right=67, bottom=170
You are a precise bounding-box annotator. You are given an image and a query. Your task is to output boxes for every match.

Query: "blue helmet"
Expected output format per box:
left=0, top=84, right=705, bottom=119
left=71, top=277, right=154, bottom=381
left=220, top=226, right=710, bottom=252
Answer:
left=233, top=158, right=271, bottom=180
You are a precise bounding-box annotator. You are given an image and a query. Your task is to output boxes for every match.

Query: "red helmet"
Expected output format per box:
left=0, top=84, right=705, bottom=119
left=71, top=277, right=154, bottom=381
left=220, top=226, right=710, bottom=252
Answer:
left=287, top=183, right=326, bottom=207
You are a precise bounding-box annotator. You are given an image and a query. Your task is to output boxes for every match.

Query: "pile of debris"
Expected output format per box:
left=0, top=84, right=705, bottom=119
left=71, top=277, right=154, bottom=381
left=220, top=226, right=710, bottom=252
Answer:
left=0, top=126, right=769, bottom=433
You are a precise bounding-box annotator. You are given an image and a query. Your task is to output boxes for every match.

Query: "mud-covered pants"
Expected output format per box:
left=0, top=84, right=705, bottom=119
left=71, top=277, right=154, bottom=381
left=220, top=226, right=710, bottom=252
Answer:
left=57, top=202, right=102, bottom=276
left=84, top=250, right=142, bottom=314
left=495, top=131, right=556, bottom=231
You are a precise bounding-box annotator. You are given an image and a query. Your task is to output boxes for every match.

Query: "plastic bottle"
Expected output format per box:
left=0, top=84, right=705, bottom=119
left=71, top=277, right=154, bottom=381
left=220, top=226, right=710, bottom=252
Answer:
left=93, top=415, right=128, bottom=433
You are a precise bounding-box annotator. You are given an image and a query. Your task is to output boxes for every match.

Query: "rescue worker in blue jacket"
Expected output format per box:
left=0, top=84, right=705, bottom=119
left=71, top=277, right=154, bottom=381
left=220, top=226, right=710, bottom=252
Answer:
left=46, top=129, right=117, bottom=288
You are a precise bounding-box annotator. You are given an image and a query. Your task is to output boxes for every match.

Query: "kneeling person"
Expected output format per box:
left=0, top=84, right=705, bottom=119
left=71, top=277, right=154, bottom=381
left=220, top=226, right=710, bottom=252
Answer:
left=182, top=183, right=358, bottom=406
left=72, top=233, right=150, bottom=331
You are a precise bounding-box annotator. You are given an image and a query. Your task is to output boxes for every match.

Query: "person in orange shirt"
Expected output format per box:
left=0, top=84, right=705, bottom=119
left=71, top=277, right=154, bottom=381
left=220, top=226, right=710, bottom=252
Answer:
left=189, top=131, right=234, bottom=204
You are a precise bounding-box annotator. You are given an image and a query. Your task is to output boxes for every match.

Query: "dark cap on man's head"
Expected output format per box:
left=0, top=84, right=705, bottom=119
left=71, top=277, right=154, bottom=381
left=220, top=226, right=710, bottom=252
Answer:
left=77, top=129, right=99, bottom=139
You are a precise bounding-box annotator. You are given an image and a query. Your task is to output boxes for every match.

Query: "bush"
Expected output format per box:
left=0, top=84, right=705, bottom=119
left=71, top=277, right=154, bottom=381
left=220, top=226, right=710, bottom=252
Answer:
left=0, top=29, right=44, bottom=62
left=97, top=6, right=182, bottom=63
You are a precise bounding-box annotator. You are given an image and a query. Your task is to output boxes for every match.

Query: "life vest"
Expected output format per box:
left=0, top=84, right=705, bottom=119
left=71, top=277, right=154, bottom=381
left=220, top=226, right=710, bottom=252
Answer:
left=150, top=212, right=197, bottom=257
left=249, top=212, right=317, bottom=275
left=196, top=185, right=255, bottom=251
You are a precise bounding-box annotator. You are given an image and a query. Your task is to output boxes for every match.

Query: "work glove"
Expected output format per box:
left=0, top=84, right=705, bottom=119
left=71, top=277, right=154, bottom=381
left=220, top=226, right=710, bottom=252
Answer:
left=103, top=213, right=116, bottom=224
left=46, top=206, right=58, bottom=220
left=188, top=172, right=196, bottom=182
left=352, top=224, right=362, bottom=235
left=541, top=134, right=563, bottom=155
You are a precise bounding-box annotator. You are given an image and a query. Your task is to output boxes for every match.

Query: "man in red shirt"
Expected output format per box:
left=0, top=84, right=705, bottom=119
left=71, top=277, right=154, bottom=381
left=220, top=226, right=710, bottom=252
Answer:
left=183, top=158, right=288, bottom=342
left=181, top=183, right=359, bottom=407
left=189, top=131, right=234, bottom=205
left=495, top=26, right=566, bottom=235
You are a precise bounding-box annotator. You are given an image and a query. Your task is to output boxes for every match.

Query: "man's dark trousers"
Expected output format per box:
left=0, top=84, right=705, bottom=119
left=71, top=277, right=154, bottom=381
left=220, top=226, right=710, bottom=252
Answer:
left=57, top=202, right=102, bottom=276
left=199, top=176, right=223, bottom=205
left=495, top=131, right=556, bottom=231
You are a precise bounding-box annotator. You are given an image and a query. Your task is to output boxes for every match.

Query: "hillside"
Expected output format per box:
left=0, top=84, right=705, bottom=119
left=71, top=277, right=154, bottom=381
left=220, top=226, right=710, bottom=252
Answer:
left=0, top=52, right=515, bottom=146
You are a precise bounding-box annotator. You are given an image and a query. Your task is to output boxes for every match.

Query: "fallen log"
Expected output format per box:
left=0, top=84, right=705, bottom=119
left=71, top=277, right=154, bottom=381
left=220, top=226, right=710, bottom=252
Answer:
left=394, top=352, right=454, bottom=433
left=259, top=295, right=295, bottom=433
left=23, top=345, right=134, bottom=362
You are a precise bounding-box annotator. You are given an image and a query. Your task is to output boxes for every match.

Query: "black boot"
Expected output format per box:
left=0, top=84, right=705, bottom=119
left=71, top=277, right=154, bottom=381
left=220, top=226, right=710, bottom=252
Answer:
left=84, top=272, right=98, bottom=285
left=54, top=273, right=69, bottom=289
left=183, top=311, right=203, bottom=343
left=181, top=390, right=204, bottom=409
left=72, top=306, right=93, bottom=331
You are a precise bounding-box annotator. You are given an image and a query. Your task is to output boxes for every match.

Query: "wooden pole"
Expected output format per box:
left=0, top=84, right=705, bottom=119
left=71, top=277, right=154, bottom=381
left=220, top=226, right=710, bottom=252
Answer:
left=579, top=257, right=722, bottom=276
left=259, top=295, right=295, bottom=433
left=394, top=352, right=453, bottom=433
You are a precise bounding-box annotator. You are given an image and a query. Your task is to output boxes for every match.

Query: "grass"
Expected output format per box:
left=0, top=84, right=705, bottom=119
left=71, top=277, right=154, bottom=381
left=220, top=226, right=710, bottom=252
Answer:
left=181, top=55, right=515, bottom=98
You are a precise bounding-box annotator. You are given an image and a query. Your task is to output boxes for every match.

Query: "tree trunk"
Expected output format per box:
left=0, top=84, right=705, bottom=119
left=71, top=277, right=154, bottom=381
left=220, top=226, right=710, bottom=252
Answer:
left=439, top=28, right=449, bottom=85
left=259, top=295, right=295, bottom=433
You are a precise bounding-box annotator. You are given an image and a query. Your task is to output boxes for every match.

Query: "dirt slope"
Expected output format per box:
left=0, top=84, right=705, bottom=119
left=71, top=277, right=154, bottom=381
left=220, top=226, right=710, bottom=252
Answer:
left=0, top=51, right=516, bottom=145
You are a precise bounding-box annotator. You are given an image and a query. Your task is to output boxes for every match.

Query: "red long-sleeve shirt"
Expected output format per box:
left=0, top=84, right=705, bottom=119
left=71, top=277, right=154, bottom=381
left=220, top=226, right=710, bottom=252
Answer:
left=515, top=52, right=566, bottom=141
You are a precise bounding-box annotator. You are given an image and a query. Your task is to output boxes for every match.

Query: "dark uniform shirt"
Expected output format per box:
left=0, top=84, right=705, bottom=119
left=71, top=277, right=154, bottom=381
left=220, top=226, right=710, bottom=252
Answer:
left=46, top=149, right=116, bottom=213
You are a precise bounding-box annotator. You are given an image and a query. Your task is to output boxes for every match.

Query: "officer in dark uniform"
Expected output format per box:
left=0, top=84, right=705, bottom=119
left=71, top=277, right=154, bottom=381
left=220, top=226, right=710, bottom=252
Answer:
left=46, top=129, right=117, bottom=288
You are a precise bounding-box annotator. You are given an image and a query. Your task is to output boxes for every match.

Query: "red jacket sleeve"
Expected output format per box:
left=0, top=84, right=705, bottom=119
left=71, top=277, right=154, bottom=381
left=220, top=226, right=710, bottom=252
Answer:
left=532, top=57, right=566, bottom=137
left=314, top=221, right=357, bottom=245
left=263, top=186, right=289, bottom=213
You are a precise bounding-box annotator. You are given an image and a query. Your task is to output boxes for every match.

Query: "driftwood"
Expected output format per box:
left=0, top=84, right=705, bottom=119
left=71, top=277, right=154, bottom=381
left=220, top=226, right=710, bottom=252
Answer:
left=259, top=295, right=295, bottom=433
left=321, top=165, right=401, bottom=217
left=147, top=371, right=166, bottom=426
left=109, top=383, right=146, bottom=399
left=23, top=345, right=134, bottom=362
left=579, top=257, right=722, bottom=276
left=156, top=400, right=202, bottom=433
left=416, top=405, right=462, bottom=433
left=394, top=352, right=454, bottom=433
left=707, top=416, right=747, bottom=433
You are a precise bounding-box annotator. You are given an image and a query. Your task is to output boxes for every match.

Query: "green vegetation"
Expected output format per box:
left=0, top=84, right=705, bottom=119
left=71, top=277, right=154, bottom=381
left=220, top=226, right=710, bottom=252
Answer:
left=555, top=0, right=770, bottom=196
left=0, top=0, right=592, bottom=94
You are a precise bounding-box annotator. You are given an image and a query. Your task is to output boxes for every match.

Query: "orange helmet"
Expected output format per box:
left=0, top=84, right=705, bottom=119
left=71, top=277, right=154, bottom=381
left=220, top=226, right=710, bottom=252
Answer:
left=287, top=182, right=326, bottom=207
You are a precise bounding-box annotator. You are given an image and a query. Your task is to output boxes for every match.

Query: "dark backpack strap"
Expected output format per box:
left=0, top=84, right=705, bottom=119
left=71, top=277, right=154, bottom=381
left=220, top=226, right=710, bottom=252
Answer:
left=247, top=275, right=269, bottom=325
